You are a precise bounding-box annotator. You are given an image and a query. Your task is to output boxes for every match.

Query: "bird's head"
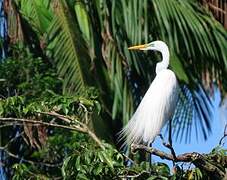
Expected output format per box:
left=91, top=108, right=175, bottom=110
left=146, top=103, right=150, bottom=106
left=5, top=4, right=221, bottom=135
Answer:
left=128, top=40, right=170, bottom=74
left=128, top=40, right=168, bottom=52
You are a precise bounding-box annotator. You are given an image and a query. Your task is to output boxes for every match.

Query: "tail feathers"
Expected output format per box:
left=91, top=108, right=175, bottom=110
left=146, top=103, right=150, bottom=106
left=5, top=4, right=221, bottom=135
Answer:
left=118, top=116, right=157, bottom=149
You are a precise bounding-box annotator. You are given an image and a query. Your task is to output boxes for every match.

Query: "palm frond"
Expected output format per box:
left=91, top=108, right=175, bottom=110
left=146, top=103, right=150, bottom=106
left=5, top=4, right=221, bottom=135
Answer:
left=47, top=0, right=92, bottom=94
left=150, top=0, right=227, bottom=90
left=171, top=85, right=213, bottom=142
left=17, top=0, right=53, bottom=36
left=102, top=0, right=149, bottom=123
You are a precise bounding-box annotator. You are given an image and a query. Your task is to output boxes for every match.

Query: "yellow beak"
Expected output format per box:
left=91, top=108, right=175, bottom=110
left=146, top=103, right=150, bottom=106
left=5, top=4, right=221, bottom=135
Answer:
left=128, top=44, right=148, bottom=50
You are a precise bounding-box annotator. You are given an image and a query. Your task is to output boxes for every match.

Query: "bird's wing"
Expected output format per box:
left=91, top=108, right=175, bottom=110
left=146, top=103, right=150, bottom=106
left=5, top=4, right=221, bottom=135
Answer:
left=120, top=69, right=179, bottom=145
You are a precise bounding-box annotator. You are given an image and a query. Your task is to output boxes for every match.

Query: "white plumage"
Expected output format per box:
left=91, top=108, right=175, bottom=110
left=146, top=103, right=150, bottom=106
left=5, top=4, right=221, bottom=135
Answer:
left=120, top=41, right=179, bottom=146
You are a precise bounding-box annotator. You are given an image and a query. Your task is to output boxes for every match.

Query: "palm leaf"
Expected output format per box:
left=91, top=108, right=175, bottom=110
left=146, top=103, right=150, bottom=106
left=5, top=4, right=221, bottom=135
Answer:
left=47, top=0, right=92, bottom=94
left=150, top=0, right=227, bottom=90
left=170, top=85, right=213, bottom=142
left=16, top=0, right=53, bottom=36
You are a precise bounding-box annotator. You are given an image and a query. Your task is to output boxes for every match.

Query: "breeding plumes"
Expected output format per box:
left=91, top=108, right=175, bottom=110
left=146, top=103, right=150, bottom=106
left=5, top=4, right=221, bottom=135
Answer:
left=120, top=41, right=179, bottom=146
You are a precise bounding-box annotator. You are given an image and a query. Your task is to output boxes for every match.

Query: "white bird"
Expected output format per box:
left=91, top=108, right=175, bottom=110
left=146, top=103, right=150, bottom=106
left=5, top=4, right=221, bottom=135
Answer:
left=120, top=41, right=180, bottom=146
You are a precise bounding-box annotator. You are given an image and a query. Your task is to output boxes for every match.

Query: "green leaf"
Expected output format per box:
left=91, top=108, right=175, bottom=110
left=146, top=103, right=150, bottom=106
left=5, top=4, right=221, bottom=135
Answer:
left=94, top=165, right=103, bottom=176
left=170, top=53, right=189, bottom=83
left=74, top=2, right=90, bottom=42
left=76, top=173, right=88, bottom=180
left=47, top=0, right=92, bottom=94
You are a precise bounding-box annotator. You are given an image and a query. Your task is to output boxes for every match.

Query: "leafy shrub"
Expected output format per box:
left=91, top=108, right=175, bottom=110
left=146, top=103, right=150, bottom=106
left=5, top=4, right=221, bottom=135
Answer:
left=0, top=45, right=62, bottom=98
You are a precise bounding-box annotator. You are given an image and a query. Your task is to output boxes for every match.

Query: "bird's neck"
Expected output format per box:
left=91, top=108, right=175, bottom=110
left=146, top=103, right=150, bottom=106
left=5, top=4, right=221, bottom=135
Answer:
left=155, top=47, right=170, bottom=74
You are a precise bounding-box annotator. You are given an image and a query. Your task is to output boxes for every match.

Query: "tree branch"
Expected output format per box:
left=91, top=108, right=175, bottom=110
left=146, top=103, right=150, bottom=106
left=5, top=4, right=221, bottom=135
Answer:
left=131, top=144, right=225, bottom=179
left=219, top=123, right=227, bottom=145
left=0, top=146, right=61, bottom=168
left=0, top=131, right=61, bottom=168
left=0, top=111, right=105, bottom=150
left=40, top=111, right=105, bottom=150
left=0, top=117, right=83, bottom=131
left=118, top=170, right=149, bottom=179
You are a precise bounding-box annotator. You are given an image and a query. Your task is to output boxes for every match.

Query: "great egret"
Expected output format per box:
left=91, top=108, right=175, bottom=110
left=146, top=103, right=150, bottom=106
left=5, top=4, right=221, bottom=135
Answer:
left=120, top=41, right=179, bottom=146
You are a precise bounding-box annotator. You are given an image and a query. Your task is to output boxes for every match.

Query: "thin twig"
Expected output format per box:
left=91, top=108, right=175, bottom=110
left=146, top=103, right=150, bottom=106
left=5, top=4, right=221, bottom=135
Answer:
left=207, top=3, right=226, bottom=14
left=0, top=123, right=22, bottom=128
left=79, top=103, right=90, bottom=124
left=0, top=117, right=83, bottom=132
left=0, top=131, right=61, bottom=168
left=0, top=146, right=61, bottom=167
left=40, top=112, right=105, bottom=150
left=40, top=111, right=84, bottom=127
left=0, top=112, right=105, bottom=150
left=118, top=170, right=149, bottom=178
left=3, top=131, right=25, bottom=149
left=122, top=153, right=135, bottom=164
left=219, top=124, right=227, bottom=145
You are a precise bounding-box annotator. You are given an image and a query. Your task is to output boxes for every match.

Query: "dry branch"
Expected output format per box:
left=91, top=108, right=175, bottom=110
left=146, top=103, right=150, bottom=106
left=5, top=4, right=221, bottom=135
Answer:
left=219, top=124, right=227, bottom=145
left=0, top=131, right=61, bottom=168
left=131, top=144, right=226, bottom=179
left=0, top=117, right=79, bottom=131
left=40, top=111, right=104, bottom=149
left=0, top=146, right=61, bottom=168
left=0, top=111, right=104, bottom=150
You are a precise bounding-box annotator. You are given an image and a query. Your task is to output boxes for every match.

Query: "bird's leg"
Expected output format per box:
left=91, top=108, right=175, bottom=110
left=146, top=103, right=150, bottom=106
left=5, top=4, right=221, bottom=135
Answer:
left=168, top=119, right=172, bottom=147
left=168, top=119, right=176, bottom=165
left=148, top=142, right=153, bottom=174
left=158, top=124, right=176, bottom=164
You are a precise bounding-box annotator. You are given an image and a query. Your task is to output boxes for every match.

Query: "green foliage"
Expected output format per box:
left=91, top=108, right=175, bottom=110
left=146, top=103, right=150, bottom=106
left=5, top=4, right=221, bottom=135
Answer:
left=16, top=0, right=53, bottom=37
left=13, top=139, right=227, bottom=179
left=184, top=168, right=203, bottom=180
left=47, top=0, right=93, bottom=94
left=61, top=143, right=124, bottom=179
left=0, top=45, right=62, bottom=98
left=10, top=130, right=172, bottom=179
left=12, top=131, right=122, bottom=179
left=13, top=164, right=50, bottom=180
left=0, top=92, right=100, bottom=119
left=0, top=96, right=25, bottom=117
left=207, top=146, right=227, bottom=172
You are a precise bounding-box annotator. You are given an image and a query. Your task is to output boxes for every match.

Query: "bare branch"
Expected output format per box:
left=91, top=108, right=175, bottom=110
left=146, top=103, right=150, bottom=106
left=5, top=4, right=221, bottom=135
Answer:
left=3, top=131, right=25, bottom=149
left=131, top=144, right=174, bottom=161
left=121, top=154, right=135, bottom=164
left=160, top=132, right=177, bottom=161
left=40, top=111, right=105, bottom=150
left=0, top=132, right=61, bottom=168
left=118, top=170, right=149, bottom=179
left=0, top=123, right=22, bottom=128
left=0, top=146, right=61, bottom=167
left=0, top=112, right=105, bottom=150
left=131, top=144, right=225, bottom=179
left=40, top=111, right=84, bottom=127
left=0, top=117, right=82, bottom=131
left=207, top=3, right=226, bottom=14
left=219, top=124, right=227, bottom=145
